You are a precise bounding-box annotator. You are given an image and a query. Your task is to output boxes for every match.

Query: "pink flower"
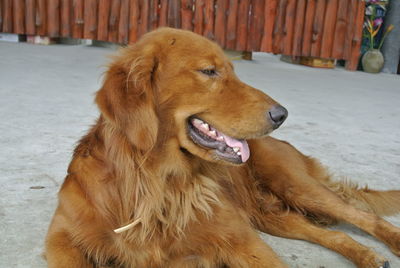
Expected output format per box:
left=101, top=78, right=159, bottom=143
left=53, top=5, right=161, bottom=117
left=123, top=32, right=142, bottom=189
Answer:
left=374, top=18, right=383, bottom=27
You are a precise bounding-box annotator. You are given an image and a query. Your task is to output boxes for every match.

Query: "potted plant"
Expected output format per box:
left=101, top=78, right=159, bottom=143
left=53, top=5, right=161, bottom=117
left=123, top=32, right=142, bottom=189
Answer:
left=362, top=2, right=394, bottom=73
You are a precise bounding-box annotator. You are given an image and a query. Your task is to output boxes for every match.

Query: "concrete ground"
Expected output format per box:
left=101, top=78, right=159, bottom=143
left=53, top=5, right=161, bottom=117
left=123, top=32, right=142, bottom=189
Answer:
left=0, top=41, right=399, bottom=268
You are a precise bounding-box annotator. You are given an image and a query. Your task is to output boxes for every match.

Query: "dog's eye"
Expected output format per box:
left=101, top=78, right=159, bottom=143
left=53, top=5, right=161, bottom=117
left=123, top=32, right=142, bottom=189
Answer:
left=200, top=69, right=217, bottom=77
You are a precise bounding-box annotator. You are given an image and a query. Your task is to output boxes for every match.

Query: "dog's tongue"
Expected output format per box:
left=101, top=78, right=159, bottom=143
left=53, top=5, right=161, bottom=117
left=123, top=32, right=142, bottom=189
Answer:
left=220, top=133, right=250, bottom=163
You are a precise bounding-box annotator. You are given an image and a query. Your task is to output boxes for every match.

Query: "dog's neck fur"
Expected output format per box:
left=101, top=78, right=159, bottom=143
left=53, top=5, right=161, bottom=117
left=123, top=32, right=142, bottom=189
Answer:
left=74, top=117, right=226, bottom=244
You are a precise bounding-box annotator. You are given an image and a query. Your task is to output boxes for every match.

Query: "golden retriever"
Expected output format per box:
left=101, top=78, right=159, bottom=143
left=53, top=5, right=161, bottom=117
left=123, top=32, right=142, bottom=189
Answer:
left=45, top=28, right=400, bottom=268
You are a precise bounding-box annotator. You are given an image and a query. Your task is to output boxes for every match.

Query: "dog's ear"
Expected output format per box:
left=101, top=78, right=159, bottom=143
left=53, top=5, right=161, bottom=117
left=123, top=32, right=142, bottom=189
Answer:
left=96, top=45, right=159, bottom=151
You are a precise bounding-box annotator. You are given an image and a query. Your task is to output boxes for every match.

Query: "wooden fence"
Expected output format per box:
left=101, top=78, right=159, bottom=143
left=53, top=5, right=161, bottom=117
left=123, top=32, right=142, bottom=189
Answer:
left=0, top=0, right=365, bottom=70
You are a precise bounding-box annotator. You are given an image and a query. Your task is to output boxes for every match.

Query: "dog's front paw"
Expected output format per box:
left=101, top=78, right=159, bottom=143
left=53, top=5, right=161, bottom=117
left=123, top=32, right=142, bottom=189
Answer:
left=357, top=253, right=389, bottom=268
left=379, top=261, right=390, bottom=268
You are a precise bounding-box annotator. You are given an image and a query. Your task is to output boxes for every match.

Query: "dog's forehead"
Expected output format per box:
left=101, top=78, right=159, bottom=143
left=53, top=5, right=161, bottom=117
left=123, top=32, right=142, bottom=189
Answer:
left=166, top=38, right=227, bottom=65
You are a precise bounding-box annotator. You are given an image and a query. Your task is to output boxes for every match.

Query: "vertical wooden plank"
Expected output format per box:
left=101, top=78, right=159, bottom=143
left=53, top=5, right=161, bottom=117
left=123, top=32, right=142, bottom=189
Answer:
left=301, top=0, right=316, bottom=56
left=83, top=0, right=97, bottom=39
left=118, top=0, right=129, bottom=43
left=310, top=0, right=326, bottom=57
left=247, top=0, right=264, bottom=51
left=159, top=0, right=168, bottom=27
left=215, top=0, right=228, bottom=47
left=98, top=0, right=110, bottom=41
left=203, top=0, right=214, bottom=39
left=36, top=0, right=47, bottom=35
left=139, top=0, right=149, bottom=37
left=168, top=0, right=181, bottom=28
left=48, top=0, right=60, bottom=37
left=193, top=0, right=204, bottom=35
left=320, top=0, right=339, bottom=58
left=282, top=0, right=296, bottom=55
left=292, top=0, right=306, bottom=56
left=260, top=0, right=278, bottom=52
left=346, top=0, right=364, bottom=70
left=108, top=0, right=121, bottom=42
left=3, top=0, right=13, bottom=32
left=60, top=0, right=71, bottom=37
left=343, top=0, right=357, bottom=60
left=72, top=0, right=83, bottom=38
left=149, top=0, right=158, bottom=30
left=236, top=0, right=250, bottom=51
left=331, top=0, right=348, bottom=59
left=181, top=0, right=194, bottom=31
left=13, top=0, right=25, bottom=34
left=0, top=0, right=3, bottom=31
left=272, top=0, right=288, bottom=54
left=226, top=0, right=238, bottom=50
left=128, top=0, right=139, bottom=43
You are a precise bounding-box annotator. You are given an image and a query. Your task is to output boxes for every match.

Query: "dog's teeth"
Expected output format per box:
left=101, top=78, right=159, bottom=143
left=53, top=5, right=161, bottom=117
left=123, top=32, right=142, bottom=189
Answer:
left=192, top=118, right=203, bottom=125
left=237, top=152, right=241, bottom=156
left=209, top=130, right=217, bottom=137
left=201, top=123, right=209, bottom=131
left=233, top=147, right=240, bottom=153
left=216, top=136, right=224, bottom=141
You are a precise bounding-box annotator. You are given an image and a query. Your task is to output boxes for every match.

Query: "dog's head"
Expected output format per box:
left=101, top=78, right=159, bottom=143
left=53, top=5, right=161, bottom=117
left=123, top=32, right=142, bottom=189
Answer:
left=96, top=28, right=287, bottom=165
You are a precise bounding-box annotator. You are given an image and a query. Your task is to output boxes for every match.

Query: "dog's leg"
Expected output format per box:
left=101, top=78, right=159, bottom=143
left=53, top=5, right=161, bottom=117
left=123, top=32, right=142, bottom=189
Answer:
left=250, top=138, right=400, bottom=257
left=45, top=230, right=93, bottom=268
left=256, top=211, right=389, bottom=268
left=221, top=229, right=288, bottom=268
left=261, top=170, right=400, bottom=257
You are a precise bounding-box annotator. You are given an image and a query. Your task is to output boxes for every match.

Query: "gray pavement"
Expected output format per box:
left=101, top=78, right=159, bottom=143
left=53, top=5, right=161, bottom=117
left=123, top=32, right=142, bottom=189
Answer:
left=0, top=41, right=399, bottom=268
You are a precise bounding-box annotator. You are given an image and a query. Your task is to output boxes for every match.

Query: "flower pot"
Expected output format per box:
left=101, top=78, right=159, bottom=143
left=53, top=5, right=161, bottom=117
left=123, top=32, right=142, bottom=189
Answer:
left=362, top=49, right=384, bottom=73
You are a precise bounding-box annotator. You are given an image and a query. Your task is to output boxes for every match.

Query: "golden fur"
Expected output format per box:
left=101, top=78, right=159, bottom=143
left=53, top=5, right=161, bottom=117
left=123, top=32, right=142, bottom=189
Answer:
left=45, top=28, right=400, bottom=268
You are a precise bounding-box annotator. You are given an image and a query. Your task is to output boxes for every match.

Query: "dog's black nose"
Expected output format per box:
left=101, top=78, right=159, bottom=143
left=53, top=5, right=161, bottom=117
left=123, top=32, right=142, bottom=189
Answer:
left=268, top=105, right=288, bottom=129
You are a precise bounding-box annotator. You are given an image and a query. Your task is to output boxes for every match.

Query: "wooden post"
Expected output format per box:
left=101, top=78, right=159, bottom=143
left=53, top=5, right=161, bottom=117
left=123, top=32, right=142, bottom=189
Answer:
left=320, top=0, right=339, bottom=59
left=260, top=0, right=278, bottom=53
left=13, top=0, right=25, bottom=34
left=193, top=0, right=204, bottom=35
left=0, top=0, right=3, bottom=31
left=272, top=0, right=287, bottom=54
left=203, top=0, right=215, bottom=39
left=225, top=0, right=238, bottom=50
left=72, top=0, right=84, bottom=38
left=118, top=0, right=130, bottom=44
left=310, top=0, right=326, bottom=57
left=158, top=0, right=168, bottom=27
left=83, top=0, right=97, bottom=40
left=108, top=0, right=121, bottom=42
left=282, top=0, right=296, bottom=55
left=247, top=0, right=264, bottom=52
left=345, top=0, right=365, bottom=70
left=332, top=0, right=348, bottom=59
left=98, top=0, right=111, bottom=41
left=2, top=0, right=13, bottom=33
left=181, top=0, right=194, bottom=31
left=139, top=0, right=149, bottom=37
left=167, top=0, right=181, bottom=28
left=343, top=0, right=357, bottom=61
left=26, top=0, right=36, bottom=35
left=236, top=0, right=250, bottom=51
left=301, top=0, right=316, bottom=56
left=47, top=0, right=60, bottom=37
left=128, top=0, right=139, bottom=43
left=149, top=0, right=158, bottom=30
left=60, top=0, right=71, bottom=37
left=215, top=0, right=228, bottom=47
left=292, top=0, right=306, bottom=56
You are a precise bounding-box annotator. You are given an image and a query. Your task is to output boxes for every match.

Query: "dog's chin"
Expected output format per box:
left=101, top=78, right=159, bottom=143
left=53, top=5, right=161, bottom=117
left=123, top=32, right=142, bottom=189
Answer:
left=185, top=117, right=250, bottom=165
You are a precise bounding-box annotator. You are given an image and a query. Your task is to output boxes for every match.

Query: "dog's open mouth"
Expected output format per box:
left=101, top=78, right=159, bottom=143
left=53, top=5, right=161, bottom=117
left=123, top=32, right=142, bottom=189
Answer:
left=187, top=117, right=250, bottom=164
